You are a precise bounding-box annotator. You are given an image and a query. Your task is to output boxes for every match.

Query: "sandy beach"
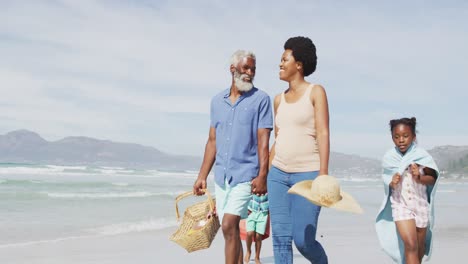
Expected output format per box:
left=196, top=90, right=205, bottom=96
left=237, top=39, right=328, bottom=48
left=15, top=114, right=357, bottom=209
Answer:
left=1, top=201, right=467, bottom=264
left=1, top=168, right=466, bottom=264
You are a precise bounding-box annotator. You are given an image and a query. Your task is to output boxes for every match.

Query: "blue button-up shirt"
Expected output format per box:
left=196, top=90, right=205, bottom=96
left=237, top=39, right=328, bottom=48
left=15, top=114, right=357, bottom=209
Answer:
left=210, top=87, right=273, bottom=187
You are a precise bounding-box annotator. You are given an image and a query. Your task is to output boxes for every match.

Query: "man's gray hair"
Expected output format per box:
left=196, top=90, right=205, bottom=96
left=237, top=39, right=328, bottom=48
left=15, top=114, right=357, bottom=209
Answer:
left=230, top=50, right=256, bottom=67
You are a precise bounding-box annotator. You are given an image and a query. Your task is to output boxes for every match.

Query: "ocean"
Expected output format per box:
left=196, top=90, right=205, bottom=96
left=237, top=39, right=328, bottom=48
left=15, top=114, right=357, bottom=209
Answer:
left=0, top=163, right=204, bottom=248
left=0, top=163, right=466, bottom=250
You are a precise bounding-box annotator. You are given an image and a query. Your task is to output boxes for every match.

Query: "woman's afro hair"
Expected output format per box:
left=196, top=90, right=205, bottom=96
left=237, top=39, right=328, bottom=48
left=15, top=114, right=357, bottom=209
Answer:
left=284, top=36, right=317, bottom=76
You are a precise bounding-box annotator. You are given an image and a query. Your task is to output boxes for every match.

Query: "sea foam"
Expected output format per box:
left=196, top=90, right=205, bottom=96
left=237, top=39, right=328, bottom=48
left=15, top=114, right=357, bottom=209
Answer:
left=89, top=218, right=177, bottom=235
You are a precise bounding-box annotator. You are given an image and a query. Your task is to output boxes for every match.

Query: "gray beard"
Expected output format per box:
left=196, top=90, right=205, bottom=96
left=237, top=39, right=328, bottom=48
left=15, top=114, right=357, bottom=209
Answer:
left=233, top=72, right=254, bottom=92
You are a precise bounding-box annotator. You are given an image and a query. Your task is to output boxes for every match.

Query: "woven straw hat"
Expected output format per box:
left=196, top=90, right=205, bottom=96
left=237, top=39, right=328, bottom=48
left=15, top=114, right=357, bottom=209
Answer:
left=288, top=175, right=363, bottom=214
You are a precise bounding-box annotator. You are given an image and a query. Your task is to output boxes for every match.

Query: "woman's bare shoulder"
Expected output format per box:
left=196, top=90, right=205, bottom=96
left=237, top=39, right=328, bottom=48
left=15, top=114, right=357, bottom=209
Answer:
left=309, top=84, right=327, bottom=102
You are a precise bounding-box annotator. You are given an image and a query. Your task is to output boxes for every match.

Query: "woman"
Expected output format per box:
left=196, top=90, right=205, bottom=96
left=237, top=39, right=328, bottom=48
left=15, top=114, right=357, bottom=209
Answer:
left=267, top=36, right=330, bottom=264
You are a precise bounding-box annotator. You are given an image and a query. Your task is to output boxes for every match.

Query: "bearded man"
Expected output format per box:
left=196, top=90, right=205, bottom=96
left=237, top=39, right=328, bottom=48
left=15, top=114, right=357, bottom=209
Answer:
left=193, top=50, right=273, bottom=264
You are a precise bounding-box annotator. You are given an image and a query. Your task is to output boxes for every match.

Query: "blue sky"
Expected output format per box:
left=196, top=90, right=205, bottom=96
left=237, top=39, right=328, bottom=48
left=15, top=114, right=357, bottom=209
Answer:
left=1, top=0, right=467, bottom=159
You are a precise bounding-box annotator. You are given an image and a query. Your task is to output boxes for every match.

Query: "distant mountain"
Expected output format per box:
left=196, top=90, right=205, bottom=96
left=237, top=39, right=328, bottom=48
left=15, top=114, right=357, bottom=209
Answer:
left=329, top=152, right=381, bottom=177
left=329, top=146, right=468, bottom=179
left=0, top=130, right=201, bottom=171
left=1, top=130, right=466, bottom=178
left=428, top=145, right=468, bottom=178
left=327, top=145, right=468, bottom=179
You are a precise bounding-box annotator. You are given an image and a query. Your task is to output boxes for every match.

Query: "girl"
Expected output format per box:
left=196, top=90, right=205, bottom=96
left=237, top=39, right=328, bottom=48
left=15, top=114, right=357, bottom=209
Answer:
left=376, top=117, right=439, bottom=264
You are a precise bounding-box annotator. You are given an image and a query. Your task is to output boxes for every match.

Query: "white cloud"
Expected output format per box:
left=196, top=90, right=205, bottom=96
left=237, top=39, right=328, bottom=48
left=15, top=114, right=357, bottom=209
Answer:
left=1, top=0, right=467, bottom=156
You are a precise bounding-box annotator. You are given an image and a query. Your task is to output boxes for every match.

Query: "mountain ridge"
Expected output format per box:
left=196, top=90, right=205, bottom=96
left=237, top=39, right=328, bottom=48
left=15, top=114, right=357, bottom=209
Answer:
left=1, top=130, right=467, bottom=177
left=0, top=129, right=199, bottom=170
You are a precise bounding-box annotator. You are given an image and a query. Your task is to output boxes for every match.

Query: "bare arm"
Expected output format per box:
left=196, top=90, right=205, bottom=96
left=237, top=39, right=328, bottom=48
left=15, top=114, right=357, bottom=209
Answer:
left=193, top=127, right=216, bottom=195
left=419, top=174, right=437, bottom=186
left=311, top=85, right=330, bottom=176
left=410, top=165, right=437, bottom=186
left=251, top=128, right=271, bottom=195
left=269, top=144, right=276, bottom=169
left=268, top=94, right=281, bottom=169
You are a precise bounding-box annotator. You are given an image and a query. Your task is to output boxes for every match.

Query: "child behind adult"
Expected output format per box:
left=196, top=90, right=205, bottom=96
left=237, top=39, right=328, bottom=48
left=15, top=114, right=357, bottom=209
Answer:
left=376, top=117, right=439, bottom=264
left=244, top=194, right=269, bottom=264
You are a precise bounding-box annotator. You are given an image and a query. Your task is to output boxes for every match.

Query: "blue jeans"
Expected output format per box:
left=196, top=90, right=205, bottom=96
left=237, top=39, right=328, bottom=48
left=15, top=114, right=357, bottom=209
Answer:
left=267, top=166, right=328, bottom=264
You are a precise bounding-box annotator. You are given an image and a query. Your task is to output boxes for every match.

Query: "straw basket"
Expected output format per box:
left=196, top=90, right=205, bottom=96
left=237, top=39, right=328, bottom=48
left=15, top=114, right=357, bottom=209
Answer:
left=169, top=190, right=220, bottom=253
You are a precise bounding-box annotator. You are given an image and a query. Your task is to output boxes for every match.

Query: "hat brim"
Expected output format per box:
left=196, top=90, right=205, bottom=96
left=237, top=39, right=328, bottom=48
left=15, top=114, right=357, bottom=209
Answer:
left=288, top=180, right=363, bottom=214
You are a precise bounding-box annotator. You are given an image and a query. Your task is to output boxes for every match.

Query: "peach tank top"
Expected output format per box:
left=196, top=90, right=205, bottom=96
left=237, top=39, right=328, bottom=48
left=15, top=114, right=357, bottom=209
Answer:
left=272, top=85, right=320, bottom=172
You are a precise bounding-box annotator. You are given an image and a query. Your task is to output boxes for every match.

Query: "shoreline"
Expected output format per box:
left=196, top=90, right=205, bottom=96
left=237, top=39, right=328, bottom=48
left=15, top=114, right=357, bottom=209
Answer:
left=1, top=217, right=467, bottom=264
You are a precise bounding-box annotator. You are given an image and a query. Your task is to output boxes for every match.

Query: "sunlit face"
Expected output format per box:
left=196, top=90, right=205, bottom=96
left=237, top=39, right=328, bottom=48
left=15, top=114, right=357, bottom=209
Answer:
left=232, top=57, right=256, bottom=92
left=279, top=49, right=300, bottom=81
left=391, top=124, right=416, bottom=154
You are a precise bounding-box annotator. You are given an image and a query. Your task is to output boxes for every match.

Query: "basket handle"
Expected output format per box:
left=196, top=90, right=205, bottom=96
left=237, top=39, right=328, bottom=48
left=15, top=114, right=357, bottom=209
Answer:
left=174, top=189, right=215, bottom=221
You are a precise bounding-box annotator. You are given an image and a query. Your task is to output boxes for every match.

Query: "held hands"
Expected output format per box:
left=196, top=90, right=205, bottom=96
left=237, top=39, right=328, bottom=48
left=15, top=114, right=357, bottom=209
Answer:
left=251, top=176, right=267, bottom=195
left=193, top=178, right=207, bottom=196
left=390, top=173, right=401, bottom=189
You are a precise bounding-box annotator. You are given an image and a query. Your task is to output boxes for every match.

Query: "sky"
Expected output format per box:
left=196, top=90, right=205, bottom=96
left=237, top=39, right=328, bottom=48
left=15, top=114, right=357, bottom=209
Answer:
left=1, top=0, right=467, bottom=159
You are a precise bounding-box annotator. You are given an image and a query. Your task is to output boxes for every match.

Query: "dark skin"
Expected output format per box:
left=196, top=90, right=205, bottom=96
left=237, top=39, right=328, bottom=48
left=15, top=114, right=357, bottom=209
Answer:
left=244, top=224, right=264, bottom=264
left=269, top=49, right=330, bottom=176
left=389, top=124, right=437, bottom=189
left=389, top=123, right=437, bottom=264
left=193, top=56, right=270, bottom=264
